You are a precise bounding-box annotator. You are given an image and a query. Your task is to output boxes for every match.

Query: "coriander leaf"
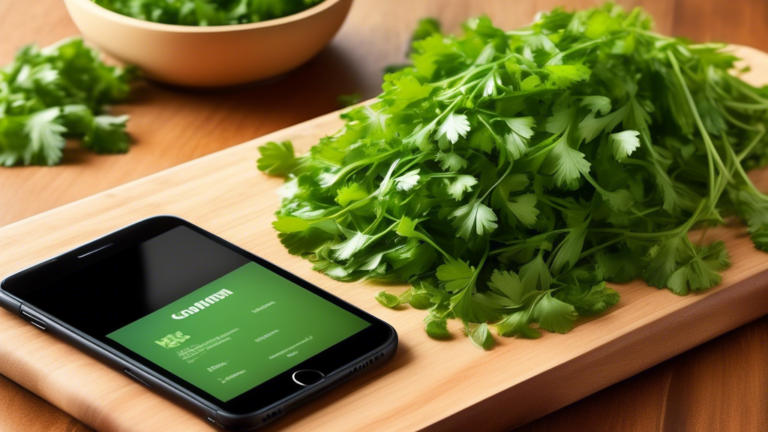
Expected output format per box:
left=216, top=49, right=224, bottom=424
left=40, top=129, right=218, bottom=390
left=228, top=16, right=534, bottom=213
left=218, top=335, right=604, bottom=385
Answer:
left=584, top=10, right=621, bottom=39
left=272, top=216, right=312, bottom=233
left=609, top=130, right=640, bottom=161
left=411, top=18, right=441, bottom=42
left=437, top=112, right=471, bottom=144
left=331, top=231, right=372, bottom=260
left=435, top=151, right=468, bottom=171
left=447, top=175, right=478, bottom=200
left=545, top=107, right=573, bottom=134
left=278, top=228, right=334, bottom=256
left=643, top=236, right=682, bottom=288
left=543, top=64, right=591, bottom=89
left=666, top=241, right=730, bottom=295
left=425, top=316, right=451, bottom=339
left=502, top=173, right=530, bottom=192
left=395, top=216, right=421, bottom=238
left=0, top=116, right=29, bottom=166
left=83, top=114, right=130, bottom=153
left=362, top=106, right=391, bottom=135
left=451, top=286, right=501, bottom=322
left=336, top=183, right=369, bottom=207
left=24, top=108, right=66, bottom=166
left=731, top=189, right=768, bottom=232
left=541, top=134, right=591, bottom=189
left=395, top=169, right=421, bottom=191
left=506, top=194, right=539, bottom=226
left=497, top=311, right=541, bottom=338
left=387, top=241, right=438, bottom=280
left=551, top=222, right=588, bottom=275
left=751, top=228, right=768, bottom=252
left=482, top=72, right=498, bottom=97
left=596, top=247, right=642, bottom=283
left=533, top=292, right=578, bottom=333
left=450, top=200, right=499, bottom=239
left=526, top=34, right=559, bottom=54
left=581, top=96, right=611, bottom=115
left=600, top=188, right=634, bottom=212
left=496, top=117, right=535, bottom=159
left=257, top=141, right=297, bottom=175
left=578, top=105, right=628, bottom=143
left=519, top=252, right=553, bottom=291
left=436, top=259, right=475, bottom=293
left=376, top=291, right=400, bottom=308
left=404, top=123, right=436, bottom=150
left=466, top=322, right=495, bottom=350
left=388, top=75, right=433, bottom=110
left=556, top=281, right=619, bottom=316
left=521, top=74, right=542, bottom=91
left=487, top=269, right=530, bottom=304
left=409, top=292, right=433, bottom=309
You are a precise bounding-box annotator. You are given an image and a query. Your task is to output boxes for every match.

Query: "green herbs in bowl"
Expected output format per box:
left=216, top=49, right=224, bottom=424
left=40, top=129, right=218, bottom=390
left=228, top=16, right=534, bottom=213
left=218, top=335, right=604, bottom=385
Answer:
left=91, top=0, right=326, bottom=26
left=64, top=0, right=352, bottom=86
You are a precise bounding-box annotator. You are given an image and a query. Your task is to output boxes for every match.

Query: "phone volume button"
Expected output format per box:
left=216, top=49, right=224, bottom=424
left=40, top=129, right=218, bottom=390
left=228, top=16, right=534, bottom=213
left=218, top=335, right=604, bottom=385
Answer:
left=20, top=311, right=47, bottom=331
left=123, top=369, right=153, bottom=389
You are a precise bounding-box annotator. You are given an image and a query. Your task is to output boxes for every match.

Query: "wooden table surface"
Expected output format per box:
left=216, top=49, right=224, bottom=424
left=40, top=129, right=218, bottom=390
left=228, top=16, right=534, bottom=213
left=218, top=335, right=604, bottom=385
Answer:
left=1, top=0, right=767, bottom=431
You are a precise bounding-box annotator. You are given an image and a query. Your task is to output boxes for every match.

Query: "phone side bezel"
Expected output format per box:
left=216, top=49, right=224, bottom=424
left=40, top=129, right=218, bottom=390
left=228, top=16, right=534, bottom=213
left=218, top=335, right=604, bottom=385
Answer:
left=0, top=215, right=399, bottom=430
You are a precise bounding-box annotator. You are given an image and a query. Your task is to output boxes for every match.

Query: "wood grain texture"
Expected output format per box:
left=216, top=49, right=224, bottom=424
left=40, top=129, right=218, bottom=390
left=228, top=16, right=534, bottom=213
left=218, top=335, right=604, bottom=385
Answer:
left=2, top=0, right=768, bottom=431
left=0, top=46, right=767, bottom=432
left=0, top=374, right=92, bottom=432
left=515, top=316, right=768, bottom=432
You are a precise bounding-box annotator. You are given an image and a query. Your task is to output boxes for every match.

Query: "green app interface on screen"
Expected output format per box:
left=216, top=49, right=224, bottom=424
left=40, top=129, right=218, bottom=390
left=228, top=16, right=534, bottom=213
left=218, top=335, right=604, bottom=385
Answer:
left=107, top=262, right=370, bottom=401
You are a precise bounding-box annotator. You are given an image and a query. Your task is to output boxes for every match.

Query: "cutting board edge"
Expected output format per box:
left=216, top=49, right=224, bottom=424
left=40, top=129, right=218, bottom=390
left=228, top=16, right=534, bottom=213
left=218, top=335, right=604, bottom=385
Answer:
left=426, top=268, right=768, bottom=432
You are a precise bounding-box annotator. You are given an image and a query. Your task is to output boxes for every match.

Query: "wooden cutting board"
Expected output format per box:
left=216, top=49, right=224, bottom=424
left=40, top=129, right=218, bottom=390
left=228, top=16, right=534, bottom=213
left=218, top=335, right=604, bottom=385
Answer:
left=2, top=46, right=768, bottom=432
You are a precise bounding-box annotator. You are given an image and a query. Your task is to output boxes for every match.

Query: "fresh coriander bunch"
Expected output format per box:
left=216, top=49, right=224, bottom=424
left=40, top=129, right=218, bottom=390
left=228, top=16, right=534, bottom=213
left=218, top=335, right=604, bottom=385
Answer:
left=92, top=0, right=325, bottom=26
left=0, top=38, right=135, bottom=166
left=258, top=4, right=768, bottom=349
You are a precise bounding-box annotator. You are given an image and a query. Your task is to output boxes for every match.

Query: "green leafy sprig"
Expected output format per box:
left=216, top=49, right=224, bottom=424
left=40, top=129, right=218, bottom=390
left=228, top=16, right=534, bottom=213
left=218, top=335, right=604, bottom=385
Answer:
left=258, top=4, right=768, bottom=349
left=0, top=38, right=135, bottom=166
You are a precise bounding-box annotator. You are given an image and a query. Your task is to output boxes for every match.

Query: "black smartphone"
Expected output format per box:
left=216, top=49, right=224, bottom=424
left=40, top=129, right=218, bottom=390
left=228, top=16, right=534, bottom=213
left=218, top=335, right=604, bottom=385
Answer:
left=0, top=216, right=397, bottom=430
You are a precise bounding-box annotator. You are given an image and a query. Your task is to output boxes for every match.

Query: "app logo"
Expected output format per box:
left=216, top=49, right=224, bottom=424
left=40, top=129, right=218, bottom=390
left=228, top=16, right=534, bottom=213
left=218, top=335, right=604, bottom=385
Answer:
left=172, top=288, right=233, bottom=320
left=155, top=331, right=191, bottom=349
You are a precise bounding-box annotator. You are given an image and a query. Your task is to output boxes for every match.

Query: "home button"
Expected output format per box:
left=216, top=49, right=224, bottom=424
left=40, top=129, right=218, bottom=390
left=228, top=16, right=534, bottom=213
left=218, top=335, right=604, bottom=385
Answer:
left=292, top=370, right=325, bottom=387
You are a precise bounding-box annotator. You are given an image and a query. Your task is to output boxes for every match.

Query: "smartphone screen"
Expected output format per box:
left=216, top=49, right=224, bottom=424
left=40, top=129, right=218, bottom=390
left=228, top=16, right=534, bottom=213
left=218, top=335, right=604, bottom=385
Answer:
left=16, top=225, right=374, bottom=403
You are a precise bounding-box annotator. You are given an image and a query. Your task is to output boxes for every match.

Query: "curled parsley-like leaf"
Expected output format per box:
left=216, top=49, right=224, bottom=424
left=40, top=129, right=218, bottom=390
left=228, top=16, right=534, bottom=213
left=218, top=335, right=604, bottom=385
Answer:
left=258, top=3, right=768, bottom=349
left=0, top=38, right=134, bottom=166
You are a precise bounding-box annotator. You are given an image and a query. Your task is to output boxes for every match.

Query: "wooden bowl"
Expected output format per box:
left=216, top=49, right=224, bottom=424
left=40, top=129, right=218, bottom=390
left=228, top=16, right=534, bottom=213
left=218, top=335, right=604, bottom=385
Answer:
left=63, top=0, right=353, bottom=87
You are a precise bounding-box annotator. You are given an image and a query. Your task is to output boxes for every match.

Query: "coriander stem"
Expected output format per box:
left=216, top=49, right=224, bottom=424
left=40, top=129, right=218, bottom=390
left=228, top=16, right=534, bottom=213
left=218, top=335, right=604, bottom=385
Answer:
left=722, top=100, right=768, bottom=110
left=415, top=230, right=452, bottom=261
left=718, top=102, right=766, bottom=132
left=544, top=36, right=619, bottom=66
left=727, top=75, right=768, bottom=104
left=667, top=52, right=732, bottom=184
left=479, top=161, right=514, bottom=202
left=432, top=59, right=505, bottom=87
left=737, top=126, right=766, bottom=162
left=578, top=236, right=624, bottom=260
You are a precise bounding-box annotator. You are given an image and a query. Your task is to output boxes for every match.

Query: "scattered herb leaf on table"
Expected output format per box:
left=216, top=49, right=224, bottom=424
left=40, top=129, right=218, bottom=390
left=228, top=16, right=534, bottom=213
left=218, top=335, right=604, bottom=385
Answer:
left=0, top=38, right=135, bottom=166
left=258, top=4, right=768, bottom=349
